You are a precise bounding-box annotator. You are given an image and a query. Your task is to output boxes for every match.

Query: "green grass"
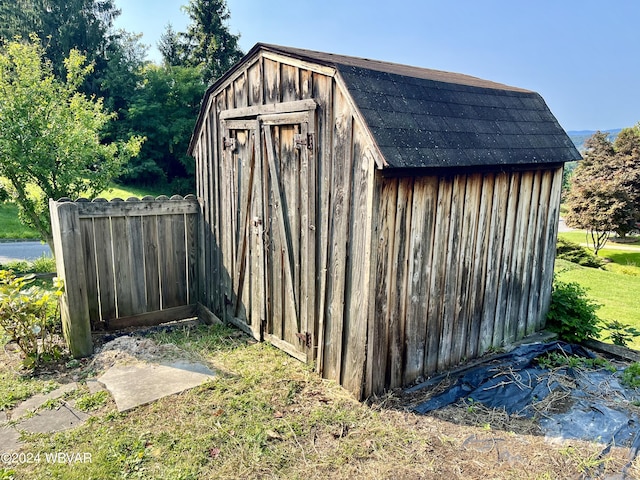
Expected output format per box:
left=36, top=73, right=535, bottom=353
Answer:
left=0, top=203, right=41, bottom=239
left=96, top=183, right=165, bottom=200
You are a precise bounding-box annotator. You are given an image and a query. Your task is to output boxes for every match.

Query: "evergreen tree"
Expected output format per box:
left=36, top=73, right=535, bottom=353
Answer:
left=182, top=0, right=243, bottom=84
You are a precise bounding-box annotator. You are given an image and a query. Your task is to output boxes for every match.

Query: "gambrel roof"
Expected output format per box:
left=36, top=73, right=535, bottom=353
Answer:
left=191, top=43, right=581, bottom=168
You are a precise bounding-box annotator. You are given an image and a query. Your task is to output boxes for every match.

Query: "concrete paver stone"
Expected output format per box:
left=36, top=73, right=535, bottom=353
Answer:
left=17, top=403, right=89, bottom=434
left=9, top=383, right=77, bottom=421
left=0, top=425, right=22, bottom=454
left=97, top=360, right=215, bottom=412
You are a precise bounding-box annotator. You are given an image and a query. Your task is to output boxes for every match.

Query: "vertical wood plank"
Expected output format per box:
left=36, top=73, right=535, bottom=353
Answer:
left=299, top=119, right=314, bottom=361
left=126, top=210, right=146, bottom=316
left=388, top=177, right=413, bottom=388
left=263, top=58, right=280, bottom=104
left=250, top=124, right=265, bottom=340
left=368, top=177, right=396, bottom=394
left=453, top=173, right=481, bottom=364
left=171, top=206, right=188, bottom=308
left=281, top=63, right=300, bottom=102
left=404, top=176, right=437, bottom=384
left=300, top=69, right=312, bottom=100
left=425, top=177, right=453, bottom=374
left=323, top=89, right=353, bottom=383
left=110, top=206, right=133, bottom=317
left=341, top=126, right=373, bottom=396
left=313, top=73, right=333, bottom=375
left=505, top=172, right=532, bottom=343
left=211, top=103, right=223, bottom=315
left=91, top=203, right=116, bottom=323
left=186, top=206, right=199, bottom=305
left=266, top=126, right=284, bottom=340
left=528, top=169, right=552, bottom=331
left=247, top=60, right=262, bottom=106
left=142, top=214, right=160, bottom=312
left=481, top=173, right=509, bottom=351
left=466, top=173, right=494, bottom=358
left=79, top=216, right=100, bottom=329
left=494, top=172, right=521, bottom=346
left=438, top=175, right=465, bottom=371
left=518, top=171, right=541, bottom=337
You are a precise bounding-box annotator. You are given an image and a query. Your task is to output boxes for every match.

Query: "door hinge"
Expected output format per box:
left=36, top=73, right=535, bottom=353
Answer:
left=223, top=137, right=236, bottom=151
left=295, top=331, right=312, bottom=348
left=294, top=133, right=313, bottom=150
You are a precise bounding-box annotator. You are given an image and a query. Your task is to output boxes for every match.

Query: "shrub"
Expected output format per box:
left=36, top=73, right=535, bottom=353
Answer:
left=556, top=237, right=605, bottom=268
left=0, top=270, right=64, bottom=369
left=546, top=278, right=601, bottom=343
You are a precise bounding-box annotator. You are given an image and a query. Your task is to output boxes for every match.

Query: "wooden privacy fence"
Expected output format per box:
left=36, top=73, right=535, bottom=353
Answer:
left=50, top=195, right=200, bottom=357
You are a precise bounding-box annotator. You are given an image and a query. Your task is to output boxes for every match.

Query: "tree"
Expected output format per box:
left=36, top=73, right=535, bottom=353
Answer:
left=565, top=129, right=640, bottom=254
left=181, top=0, right=243, bottom=84
left=118, top=63, right=205, bottom=192
left=0, top=0, right=120, bottom=86
left=158, top=23, right=187, bottom=68
left=611, top=125, right=640, bottom=234
left=0, top=37, right=143, bottom=247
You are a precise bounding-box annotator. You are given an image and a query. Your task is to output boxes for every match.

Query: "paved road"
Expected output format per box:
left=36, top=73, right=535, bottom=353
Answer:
left=0, top=241, right=52, bottom=264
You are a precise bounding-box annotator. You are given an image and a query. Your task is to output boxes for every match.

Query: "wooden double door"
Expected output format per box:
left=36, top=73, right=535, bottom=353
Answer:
left=222, top=108, right=316, bottom=362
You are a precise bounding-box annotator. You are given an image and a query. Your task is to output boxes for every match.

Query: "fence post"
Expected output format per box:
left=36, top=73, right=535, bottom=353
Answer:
left=49, top=199, right=93, bottom=357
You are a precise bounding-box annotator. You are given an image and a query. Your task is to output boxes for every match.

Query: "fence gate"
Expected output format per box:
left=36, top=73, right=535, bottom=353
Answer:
left=50, top=195, right=200, bottom=357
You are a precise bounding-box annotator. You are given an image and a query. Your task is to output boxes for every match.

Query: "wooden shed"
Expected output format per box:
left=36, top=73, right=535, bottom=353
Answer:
left=188, top=43, right=581, bottom=399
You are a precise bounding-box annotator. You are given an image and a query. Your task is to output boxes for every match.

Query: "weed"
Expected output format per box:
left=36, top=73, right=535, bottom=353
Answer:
left=40, top=398, right=63, bottom=410
left=622, top=363, right=640, bottom=389
left=75, top=391, right=109, bottom=412
left=536, top=351, right=613, bottom=371
left=0, top=468, right=16, bottom=480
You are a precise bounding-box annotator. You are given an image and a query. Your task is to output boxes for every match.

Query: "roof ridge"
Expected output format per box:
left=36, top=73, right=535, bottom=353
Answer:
left=257, top=43, right=532, bottom=93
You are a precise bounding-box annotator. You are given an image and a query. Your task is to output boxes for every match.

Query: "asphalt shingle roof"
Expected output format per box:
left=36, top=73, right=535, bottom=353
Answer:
left=335, top=63, right=580, bottom=168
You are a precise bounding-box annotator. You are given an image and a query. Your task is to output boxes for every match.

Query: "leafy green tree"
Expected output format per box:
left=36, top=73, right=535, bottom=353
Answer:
left=565, top=130, right=639, bottom=254
left=119, top=63, right=205, bottom=192
left=0, top=37, right=143, bottom=247
left=0, top=0, right=120, bottom=86
left=182, top=0, right=243, bottom=84
left=611, top=125, right=640, bottom=234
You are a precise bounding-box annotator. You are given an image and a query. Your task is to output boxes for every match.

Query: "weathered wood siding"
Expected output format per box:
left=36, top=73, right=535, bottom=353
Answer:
left=363, top=167, right=562, bottom=396
left=191, top=48, right=563, bottom=400
left=193, top=51, right=378, bottom=397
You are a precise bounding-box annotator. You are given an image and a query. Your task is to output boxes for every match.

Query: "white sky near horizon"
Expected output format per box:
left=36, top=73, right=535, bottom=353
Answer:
left=113, top=0, right=640, bottom=132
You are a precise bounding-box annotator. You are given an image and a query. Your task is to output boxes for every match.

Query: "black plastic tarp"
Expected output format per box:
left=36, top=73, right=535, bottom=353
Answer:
left=410, top=341, right=640, bottom=451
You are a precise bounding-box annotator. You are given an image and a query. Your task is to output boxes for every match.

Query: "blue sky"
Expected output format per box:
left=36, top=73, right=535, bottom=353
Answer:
left=113, top=0, right=640, bottom=132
